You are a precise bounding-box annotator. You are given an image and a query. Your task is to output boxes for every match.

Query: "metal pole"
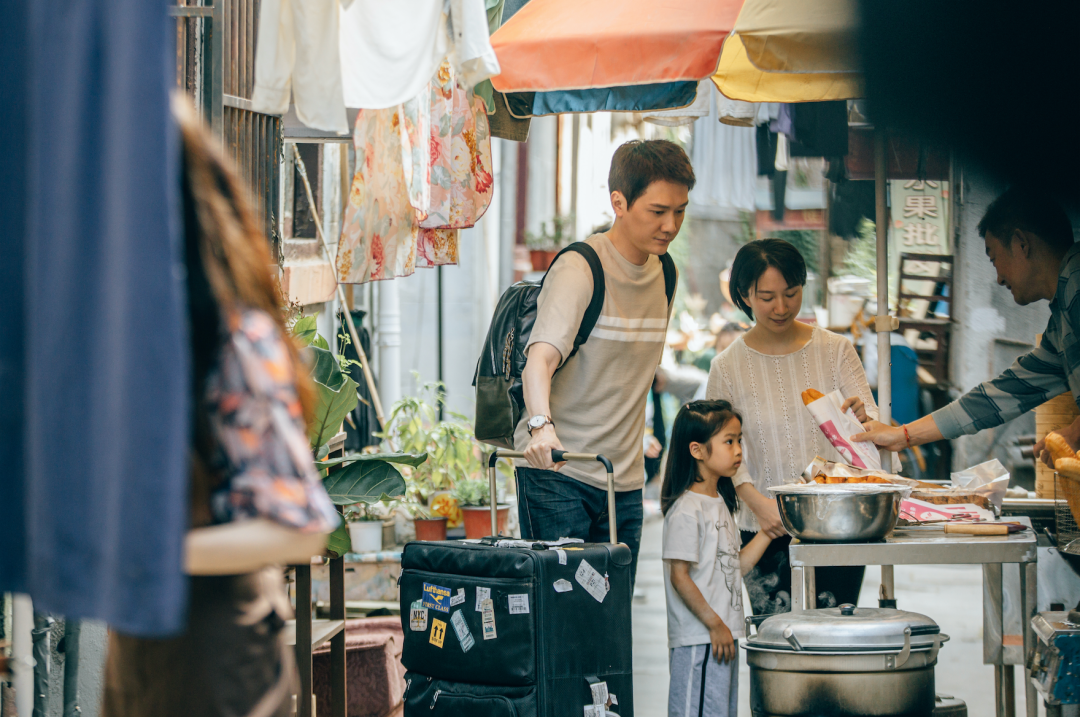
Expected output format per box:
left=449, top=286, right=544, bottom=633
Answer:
left=12, top=594, right=33, bottom=717
left=874, top=130, right=892, bottom=434
left=437, top=265, right=444, bottom=421
left=62, top=619, right=81, bottom=717
left=291, top=145, right=389, bottom=432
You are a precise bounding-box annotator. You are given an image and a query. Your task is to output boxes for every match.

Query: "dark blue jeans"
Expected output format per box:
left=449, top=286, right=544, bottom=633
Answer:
left=515, top=467, right=644, bottom=589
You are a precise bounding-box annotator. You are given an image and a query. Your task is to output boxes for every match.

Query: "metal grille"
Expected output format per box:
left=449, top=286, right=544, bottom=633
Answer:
left=1055, top=473, right=1080, bottom=554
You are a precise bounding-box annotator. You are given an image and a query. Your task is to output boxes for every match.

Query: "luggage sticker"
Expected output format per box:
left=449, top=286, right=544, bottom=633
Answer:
left=555, top=549, right=567, bottom=565
left=481, top=598, right=497, bottom=640
left=583, top=706, right=604, bottom=717
left=575, top=559, right=609, bottom=603
left=450, top=610, right=475, bottom=653
left=590, top=681, right=609, bottom=707
left=422, top=582, right=452, bottom=613
left=450, top=588, right=465, bottom=607
left=475, top=586, right=491, bottom=611
left=429, top=619, right=446, bottom=648
left=409, top=600, right=428, bottom=632
left=508, top=594, right=530, bottom=615
left=553, top=579, right=573, bottom=593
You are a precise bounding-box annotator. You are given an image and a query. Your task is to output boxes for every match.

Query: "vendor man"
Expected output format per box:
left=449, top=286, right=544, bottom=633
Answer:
left=518, top=140, right=693, bottom=588
left=854, top=187, right=1077, bottom=464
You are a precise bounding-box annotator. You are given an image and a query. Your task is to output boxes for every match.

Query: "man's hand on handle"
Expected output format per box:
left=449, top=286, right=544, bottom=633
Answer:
left=524, top=424, right=566, bottom=471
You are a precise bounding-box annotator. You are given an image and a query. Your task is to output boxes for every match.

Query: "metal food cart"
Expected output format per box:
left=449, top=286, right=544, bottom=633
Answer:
left=789, top=518, right=1039, bottom=717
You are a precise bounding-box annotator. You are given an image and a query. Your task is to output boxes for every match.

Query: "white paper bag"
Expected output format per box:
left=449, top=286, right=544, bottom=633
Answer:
left=804, top=390, right=882, bottom=471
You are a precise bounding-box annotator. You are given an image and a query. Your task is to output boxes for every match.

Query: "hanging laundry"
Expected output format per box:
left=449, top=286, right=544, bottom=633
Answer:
left=417, top=228, right=461, bottom=268
left=420, top=61, right=494, bottom=230
left=337, top=97, right=429, bottom=283
left=755, top=125, right=776, bottom=177
left=474, top=0, right=508, bottom=114
left=340, top=0, right=499, bottom=110
left=716, top=92, right=758, bottom=128
left=252, top=0, right=348, bottom=133
left=689, top=90, right=757, bottom=215
left=489, top=90, right=532, bottom=142
left=789, top=100, right=849, bottom=157
left=644, top=80, right=712, bottom=127
left=770, top=104, right=794, bottom=138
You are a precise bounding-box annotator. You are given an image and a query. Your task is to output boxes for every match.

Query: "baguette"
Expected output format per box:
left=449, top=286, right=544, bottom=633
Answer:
left=1046, top=432, right=1076, bottom=465
left=802, top=388, right=825, bottom=406
left=1056, top=456, right=1080, bottom=479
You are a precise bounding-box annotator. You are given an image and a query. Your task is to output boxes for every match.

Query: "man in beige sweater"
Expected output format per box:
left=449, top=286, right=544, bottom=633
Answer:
left=516, top=140, right=694, bottom=586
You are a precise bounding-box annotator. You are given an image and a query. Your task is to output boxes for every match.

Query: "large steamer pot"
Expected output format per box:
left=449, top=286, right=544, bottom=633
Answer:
left=769, top=483, right=906, bottom=542
left=744, top=604, right=949, bottom=717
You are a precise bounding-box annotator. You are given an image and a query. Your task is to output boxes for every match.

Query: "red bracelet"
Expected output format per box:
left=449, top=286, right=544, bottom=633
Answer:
left=902, top=424, right=912, bottom=448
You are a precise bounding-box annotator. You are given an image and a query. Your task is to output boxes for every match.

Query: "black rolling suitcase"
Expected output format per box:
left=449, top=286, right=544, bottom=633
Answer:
left=399, top=449, right=632, bottom=717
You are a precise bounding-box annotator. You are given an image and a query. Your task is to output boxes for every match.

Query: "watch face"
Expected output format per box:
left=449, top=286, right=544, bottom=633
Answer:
left=529, top=416, right=547, bottom=428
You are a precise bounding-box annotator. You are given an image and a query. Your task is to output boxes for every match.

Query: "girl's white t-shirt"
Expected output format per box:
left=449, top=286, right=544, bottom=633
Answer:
left=662, top=491, right=745, bottom=649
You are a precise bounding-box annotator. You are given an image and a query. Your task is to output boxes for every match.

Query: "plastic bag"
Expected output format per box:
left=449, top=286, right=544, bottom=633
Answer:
left=803, top=390, right=882, bottom=470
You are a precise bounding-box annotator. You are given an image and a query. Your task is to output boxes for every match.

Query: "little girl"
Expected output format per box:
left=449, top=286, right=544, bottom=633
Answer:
left=661, top=400, right=772, bottom=717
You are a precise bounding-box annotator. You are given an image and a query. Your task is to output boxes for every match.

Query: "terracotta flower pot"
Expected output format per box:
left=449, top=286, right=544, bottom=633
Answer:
left=529, top=250, right=548, bottom=271
left=462, top=505, right=509, bottom=539
left=413, top=517, right=448, bottom=541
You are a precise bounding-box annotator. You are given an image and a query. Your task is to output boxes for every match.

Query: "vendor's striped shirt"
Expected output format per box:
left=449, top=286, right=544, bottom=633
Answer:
left=933, top=242, right=1080, bottom=438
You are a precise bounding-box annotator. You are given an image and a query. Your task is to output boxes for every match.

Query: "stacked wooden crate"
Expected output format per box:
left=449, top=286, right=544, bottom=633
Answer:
left=1036, top=392, right=1080, bottom=498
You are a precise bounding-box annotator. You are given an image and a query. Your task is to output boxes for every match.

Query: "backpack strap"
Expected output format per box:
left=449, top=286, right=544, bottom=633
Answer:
left=542, top=242, right=605, bottom=359
left=659, top=252, right=677, bottom=305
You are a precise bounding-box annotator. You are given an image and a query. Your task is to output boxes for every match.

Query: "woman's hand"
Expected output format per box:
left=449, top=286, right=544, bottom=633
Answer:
left=736, top=483, right=787, bottom=539
left=841, top=396, right=868, bottom=423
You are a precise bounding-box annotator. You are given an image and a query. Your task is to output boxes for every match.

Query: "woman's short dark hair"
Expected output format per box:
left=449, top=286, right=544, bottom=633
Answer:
left=608, top=139, right=696, bottom=208
left=978, top=187, right=1075, bottom=255
left=660, top=400, right=741, bottom=517
left=729, top=239, right=807, bottom=320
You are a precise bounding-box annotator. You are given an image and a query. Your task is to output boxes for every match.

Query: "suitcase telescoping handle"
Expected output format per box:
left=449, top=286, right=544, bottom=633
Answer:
left=487, top=450, right=617, bottom=543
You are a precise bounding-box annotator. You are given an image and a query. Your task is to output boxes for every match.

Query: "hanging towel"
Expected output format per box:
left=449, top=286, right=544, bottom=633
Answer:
left=252, top=0, right=348, bottom=133
left=643, top=80, right=712, bottom=127
left=340, top=0, right=448, bottom=110
left=689, top=92, right=757, bottom=215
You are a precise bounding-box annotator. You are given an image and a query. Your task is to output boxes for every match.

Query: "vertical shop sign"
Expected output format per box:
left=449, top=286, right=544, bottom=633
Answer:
left=890, top=180, right=950, bottom=319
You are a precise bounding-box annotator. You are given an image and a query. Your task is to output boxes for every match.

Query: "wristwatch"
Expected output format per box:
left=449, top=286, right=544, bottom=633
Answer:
left=527, top=414, right=554, bottom=435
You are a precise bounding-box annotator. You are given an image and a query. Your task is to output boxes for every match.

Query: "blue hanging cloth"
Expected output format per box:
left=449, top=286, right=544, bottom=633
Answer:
left=0, top=0, right=191, bottom=637
left=505, top=81, right=700, bottom=118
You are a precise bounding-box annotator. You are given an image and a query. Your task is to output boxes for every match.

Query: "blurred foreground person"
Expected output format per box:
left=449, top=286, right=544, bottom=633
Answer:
left=103, top=98, right=339, bottom=717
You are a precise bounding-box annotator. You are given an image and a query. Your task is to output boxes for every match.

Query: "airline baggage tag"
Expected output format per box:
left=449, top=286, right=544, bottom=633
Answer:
left=508, top=594, right=530, bottom=614
left=590, top=681, right=609, bottom=707
left=575, top=559, right=609, bottom=603
left=429, top=619, right=446, bottom=648
left=481, top=598, right=497, bottom=640
left=450, top=588, right=465, bottom=607
left=475, top=586, right=490, bottom=611
left=555, top=549, right=567, bottom=565
left=409, top=600, right=428, bottom=632
left=450, top=610, right=475, bottom=653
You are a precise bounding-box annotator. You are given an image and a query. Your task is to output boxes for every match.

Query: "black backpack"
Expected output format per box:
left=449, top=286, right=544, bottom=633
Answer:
left=473, top=242, right=676, bottom=449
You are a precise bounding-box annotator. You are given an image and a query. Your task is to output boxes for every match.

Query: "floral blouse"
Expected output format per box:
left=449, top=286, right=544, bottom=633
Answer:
left=206, top=309, right=340, bottom=534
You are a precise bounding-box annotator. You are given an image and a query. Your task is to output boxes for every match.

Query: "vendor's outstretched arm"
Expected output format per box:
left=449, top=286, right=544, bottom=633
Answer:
left=851, top=415, right=943, bottom=452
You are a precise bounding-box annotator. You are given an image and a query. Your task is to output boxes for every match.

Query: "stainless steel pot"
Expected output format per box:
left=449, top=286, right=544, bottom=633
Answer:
left=769, top=484, right=905, bottom=542
left=744, top=604, right=949, bottom=717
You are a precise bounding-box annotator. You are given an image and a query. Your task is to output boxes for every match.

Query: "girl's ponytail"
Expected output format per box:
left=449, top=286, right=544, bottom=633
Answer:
left=660, top=400, right=742, bottom=516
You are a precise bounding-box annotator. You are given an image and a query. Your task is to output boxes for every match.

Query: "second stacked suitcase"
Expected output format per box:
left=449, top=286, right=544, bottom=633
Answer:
left=399, top=450, right=633, bottom=717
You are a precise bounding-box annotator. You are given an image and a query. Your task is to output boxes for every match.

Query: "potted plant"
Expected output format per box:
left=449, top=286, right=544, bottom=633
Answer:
left=344, top=504, right=384, bottom=553
left=452, top=477, right=509, bottom=539
left=381, top=378, right=491, bottom=539
left=289, top=314, right=426, bottom=557
left=524, top=216, right=573, bottom=271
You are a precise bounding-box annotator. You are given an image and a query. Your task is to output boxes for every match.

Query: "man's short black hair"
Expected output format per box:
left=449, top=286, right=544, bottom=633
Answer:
left=978, top=187, right=1075, bottom=254
left=608, top=140, right=696, bottom=208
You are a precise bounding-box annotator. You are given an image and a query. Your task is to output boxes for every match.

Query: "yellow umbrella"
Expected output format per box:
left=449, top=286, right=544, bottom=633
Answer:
left=711, top=0, right=863, bottom=103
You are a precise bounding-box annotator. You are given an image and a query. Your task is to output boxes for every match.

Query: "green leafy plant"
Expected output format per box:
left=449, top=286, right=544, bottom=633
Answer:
left=524, top=215, right=575, bottom=252
left=290, top=314, right=426, bottom=556
left=344, top=504, right=382, bottom=522
left=450, top=477, right=490, bottom=507
left=379, top=377, right=495, bottom=509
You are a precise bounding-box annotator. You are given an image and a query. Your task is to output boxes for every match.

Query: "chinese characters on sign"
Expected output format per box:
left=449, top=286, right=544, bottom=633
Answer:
left=890, top=179, right=950, bottom=319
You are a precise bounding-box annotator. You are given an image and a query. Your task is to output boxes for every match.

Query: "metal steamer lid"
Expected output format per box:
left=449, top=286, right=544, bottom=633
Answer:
left=747, top=605, right=941, bottom=652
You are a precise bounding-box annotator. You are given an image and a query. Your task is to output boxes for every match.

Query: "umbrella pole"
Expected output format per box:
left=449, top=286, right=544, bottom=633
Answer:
left=874, top=130, right=892, bottom=449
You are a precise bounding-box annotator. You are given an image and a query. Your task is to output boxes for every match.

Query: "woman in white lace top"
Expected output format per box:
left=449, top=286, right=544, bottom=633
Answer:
left=706, top=239, right=887, bottom=615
